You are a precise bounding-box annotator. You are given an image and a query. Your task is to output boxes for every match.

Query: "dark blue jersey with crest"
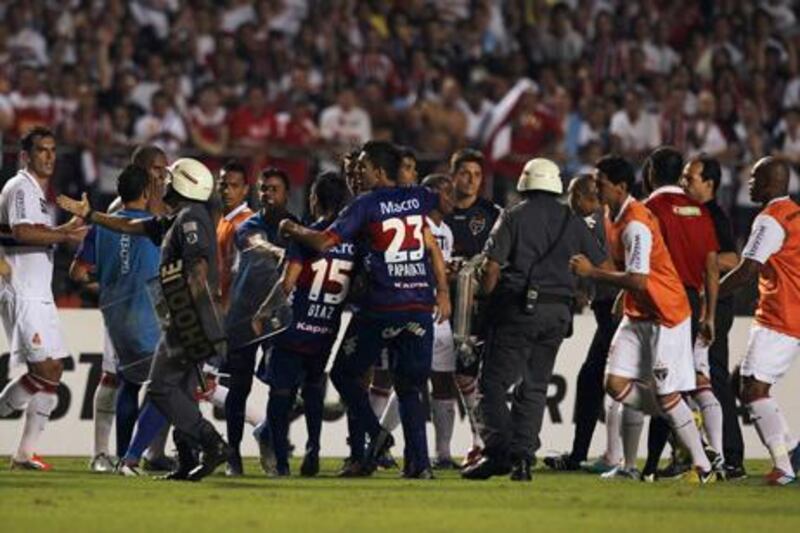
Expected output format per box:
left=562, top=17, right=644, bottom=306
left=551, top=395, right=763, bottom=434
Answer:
left=325, top=186, right=439, bottom=312
left=275, top=219, right=357, bottom=355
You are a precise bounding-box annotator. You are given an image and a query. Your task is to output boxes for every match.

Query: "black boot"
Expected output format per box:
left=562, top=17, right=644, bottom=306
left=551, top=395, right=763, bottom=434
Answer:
left=509, top=457, right=532, bottom=482
left=158, top=430, right=198, bottom=481
left=186, top=420, right=232, bottom=482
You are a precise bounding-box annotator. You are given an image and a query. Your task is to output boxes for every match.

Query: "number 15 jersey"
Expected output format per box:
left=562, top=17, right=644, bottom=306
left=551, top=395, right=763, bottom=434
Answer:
left=326, top=186, right=439, bottom=313
left=277, top=219, right=358, bottom=355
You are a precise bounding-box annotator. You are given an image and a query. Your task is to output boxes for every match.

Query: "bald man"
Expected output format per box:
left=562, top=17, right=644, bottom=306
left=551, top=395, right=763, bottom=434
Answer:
left=720, top=157, right=800, bottom=485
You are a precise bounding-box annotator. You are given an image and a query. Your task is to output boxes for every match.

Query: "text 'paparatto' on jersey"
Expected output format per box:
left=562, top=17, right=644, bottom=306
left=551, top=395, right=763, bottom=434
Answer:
left=276, top=219, right=358, bottom=354
left=325, top=186, right=439, bottom=312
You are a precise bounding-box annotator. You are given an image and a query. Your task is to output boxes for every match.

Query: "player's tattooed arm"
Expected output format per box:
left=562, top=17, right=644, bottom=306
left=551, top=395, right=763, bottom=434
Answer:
left=424, top=227, right=451, bottom=323
left=57, top=193, right=147, bottom=236
left=279, top=219, right=337, bottom=253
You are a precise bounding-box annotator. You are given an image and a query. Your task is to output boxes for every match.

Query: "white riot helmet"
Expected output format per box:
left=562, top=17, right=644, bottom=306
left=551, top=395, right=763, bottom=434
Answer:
left=166, top=158, right=214, bottom=202
left=516, top=158, right=563, bottom=195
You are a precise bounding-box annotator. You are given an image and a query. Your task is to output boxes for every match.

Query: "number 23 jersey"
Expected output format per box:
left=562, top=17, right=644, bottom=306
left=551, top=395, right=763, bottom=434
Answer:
left=326, top=186, right=439, bottom=313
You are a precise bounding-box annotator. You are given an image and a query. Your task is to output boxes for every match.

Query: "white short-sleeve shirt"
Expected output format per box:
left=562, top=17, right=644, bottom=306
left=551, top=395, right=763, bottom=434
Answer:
left=0, top=170, right=56, bottom=300
left=742, top=209, right=787, bottom=265
left=622, top=220, right=652, bottom=275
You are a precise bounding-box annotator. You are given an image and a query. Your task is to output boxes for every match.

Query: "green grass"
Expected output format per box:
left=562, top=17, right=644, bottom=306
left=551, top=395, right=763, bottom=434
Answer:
left=1, top=458, right=798, bottom=532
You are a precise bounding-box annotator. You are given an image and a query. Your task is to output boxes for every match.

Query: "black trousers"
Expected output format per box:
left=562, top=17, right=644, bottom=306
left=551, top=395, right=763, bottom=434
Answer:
left=709, top=297, right=745, bottom=466
left=222, top=343, right=259, bottom=451
left=569, top=299, right=618, bottom=462
left=477, top=303, right=572, bottom=462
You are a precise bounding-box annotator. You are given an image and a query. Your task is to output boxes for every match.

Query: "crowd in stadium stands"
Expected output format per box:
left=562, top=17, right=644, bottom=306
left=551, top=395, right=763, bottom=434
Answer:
left=0, top=0, right=799, bottom=304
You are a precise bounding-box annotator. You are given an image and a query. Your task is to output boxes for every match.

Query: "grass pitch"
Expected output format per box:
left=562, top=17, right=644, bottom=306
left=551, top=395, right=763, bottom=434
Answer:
left=1, top=458, right=798, bottom=532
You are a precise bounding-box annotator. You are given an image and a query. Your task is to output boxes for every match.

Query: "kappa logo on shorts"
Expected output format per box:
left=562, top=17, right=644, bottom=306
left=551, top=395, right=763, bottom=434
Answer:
left=31, top=333, right=41, bottom=346
left=653, top=362, right=669, bottom=382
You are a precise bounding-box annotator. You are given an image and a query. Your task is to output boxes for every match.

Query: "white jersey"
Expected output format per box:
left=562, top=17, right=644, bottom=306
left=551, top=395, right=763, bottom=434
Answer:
left=427, top=217, right=453, bottom=263
left=0, top=169, right=56, bottom=300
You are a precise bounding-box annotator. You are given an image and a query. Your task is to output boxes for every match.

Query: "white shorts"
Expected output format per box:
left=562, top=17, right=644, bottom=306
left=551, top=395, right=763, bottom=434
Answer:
left=607, top=316, right=695, bottom=395
left=740, top=324, right=800, bottom=385
left=431, top=320, right=455, bottom=373
left=102, top=327, right=118, bottom=374
left=693, top=340, right=710, bottom=380
left=0, top=296, right=69, bottom=365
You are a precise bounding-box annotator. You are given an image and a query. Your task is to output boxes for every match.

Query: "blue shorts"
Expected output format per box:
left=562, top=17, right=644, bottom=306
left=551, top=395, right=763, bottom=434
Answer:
left=336, top=310, right=433, bottom=390
left=264, top=345, right=328, bottom=391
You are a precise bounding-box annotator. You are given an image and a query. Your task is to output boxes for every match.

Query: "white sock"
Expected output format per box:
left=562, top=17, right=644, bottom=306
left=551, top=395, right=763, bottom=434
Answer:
left=694, top=389, right=724, bottom=462
left=17, top=392, right=58, bottom=460
left=613, top=380, right=660, bottom=416
left=776, top=406, right=799, bottom=452
left=0, top=375, right=36, bottom=416
left=369, top=386, right=391, bottom=418
left=459, top=379, right=483, bottom=448
left=380, top=392, right=401, bottom=432
left=245, top=396, right=264, bottom=428
left=604, top=398, right=623, bottom=465
left=431, top=398, right=456, bottom=460
left=748, top=398, right=794, bottom=474
left=621, top=406, right=644, bottom=470
left=664, top=398, right=711, bottom=471
left=93, top=382, right=117, bottom=456
left=209, top=383, right=228, bottom=409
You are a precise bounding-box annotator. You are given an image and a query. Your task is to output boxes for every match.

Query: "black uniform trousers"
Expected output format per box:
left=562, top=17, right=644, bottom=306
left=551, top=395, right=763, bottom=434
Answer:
left=709, top=297, right=745, bottom=467
left=477, top=302, right=572, bottom=463
left=569, top=298, right=618, bottom=462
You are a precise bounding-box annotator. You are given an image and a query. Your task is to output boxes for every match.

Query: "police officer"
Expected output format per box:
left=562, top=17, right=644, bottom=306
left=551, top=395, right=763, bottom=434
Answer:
left=57, top=158, right=230, bottom=482
left=461, top=158, right=606, bottom=482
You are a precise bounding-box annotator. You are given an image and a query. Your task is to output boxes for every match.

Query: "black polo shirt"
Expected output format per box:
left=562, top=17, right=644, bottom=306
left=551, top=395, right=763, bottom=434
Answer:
left=445, top=197, right=502, bottom=260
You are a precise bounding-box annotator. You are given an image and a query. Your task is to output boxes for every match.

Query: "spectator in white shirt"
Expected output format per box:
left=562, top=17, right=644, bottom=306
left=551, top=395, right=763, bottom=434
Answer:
left=609, top=87, right=661, bottom=163
left=133, top=90, right=186, bottom=160
left=319, top=88, right=371, bottom=151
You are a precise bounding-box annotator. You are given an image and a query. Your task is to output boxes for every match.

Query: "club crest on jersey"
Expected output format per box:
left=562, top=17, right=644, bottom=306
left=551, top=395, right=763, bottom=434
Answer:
left=653, top=363, right=669, bottom=382
left=31, top=333, right=41, bottom=346
left=469, top=213, right=486, bottom=236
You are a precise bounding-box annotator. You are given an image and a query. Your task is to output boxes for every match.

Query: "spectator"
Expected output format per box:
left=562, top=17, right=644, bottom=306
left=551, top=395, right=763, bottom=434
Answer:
left=133, top=90, right=187, bottom=160
left=610, top=87, right=661, bottom=165
left=187, top=83, right=229, bottom=169
left=319, top=88, right=371, bottom=154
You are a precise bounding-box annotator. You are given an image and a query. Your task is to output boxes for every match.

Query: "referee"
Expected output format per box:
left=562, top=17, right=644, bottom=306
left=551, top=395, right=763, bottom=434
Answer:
left=58, top=158, right=230, bottom=482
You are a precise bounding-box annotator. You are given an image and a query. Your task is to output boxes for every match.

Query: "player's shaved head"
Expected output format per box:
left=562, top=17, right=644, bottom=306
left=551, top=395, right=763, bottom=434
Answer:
left=750, top=156, right=790, bottom=203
